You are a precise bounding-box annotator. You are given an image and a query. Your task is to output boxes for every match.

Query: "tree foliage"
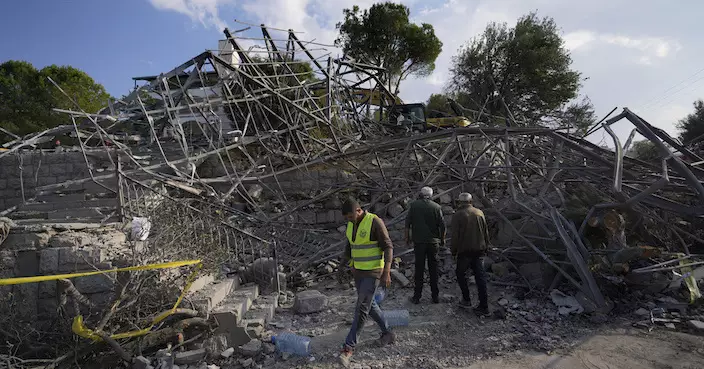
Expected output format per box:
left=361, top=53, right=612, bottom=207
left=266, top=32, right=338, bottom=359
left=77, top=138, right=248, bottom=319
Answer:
left=426, top=93, right=452, bottom=115
left=335, top=2, right=442, bottom=94
left=677, top=99, right=704, bottom=144
left=448, top=12, right=591, bottom=127
left=627, top=140, right=660, bottom=162
left=0, top=60, right=110, bottom=140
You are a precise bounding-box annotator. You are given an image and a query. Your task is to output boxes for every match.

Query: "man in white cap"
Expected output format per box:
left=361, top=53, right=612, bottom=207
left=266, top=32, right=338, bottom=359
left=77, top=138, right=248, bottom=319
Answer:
left=450, top=193, right=490, bottom=315
left=405, top=186, right=446, bottom=304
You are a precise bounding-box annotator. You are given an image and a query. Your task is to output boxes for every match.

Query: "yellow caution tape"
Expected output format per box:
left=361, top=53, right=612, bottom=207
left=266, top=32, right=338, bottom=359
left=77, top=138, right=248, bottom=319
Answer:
left=0, top=259, right=203, bottom=341
left=0, top=259, right=202, bottom=286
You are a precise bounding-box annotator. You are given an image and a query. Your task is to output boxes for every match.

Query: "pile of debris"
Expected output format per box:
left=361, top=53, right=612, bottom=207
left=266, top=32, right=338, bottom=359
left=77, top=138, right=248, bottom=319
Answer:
left=1, top=21, right=703, bottom=368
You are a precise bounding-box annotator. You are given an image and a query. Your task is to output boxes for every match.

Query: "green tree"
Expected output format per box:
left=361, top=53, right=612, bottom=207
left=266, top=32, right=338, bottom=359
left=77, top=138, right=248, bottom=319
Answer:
left=335, top=2, right=443, bottom=95
left=0, top=60, right=53, bottom=137
left=560, top=97, right=597, bottom=135
left=677, top=99, right=704, bottom=144
left=0, top=61, right=110, bottom=140
left=426, top=93, right=452, bottom=115
left=627, top=140, right=660, bottom=161
left=41, top=65, right=111, bottom=123
left=448, top=12, right=589, bottom=126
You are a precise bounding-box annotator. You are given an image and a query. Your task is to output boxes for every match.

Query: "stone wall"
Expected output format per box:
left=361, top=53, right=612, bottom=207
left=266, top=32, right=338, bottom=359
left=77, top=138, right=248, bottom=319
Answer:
left=0, top=224, right=128, bottom=324
left=0, top=150, right=114, bottom=210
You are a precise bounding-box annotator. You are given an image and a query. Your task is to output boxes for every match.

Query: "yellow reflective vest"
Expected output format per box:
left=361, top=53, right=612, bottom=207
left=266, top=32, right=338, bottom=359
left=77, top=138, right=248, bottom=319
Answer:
left=346, top=212, right=385, bottom=270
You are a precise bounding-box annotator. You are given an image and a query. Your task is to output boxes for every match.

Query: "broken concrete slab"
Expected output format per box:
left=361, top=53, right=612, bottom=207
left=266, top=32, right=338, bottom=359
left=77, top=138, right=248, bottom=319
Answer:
left=687, top=320, right=704, bottom=332
left=238, top=339, right=262, bottom=357
left=390, top=269, right=410, bottom=287
left=294, top=290, right=328, bottom=314
left=173, top=348, right=206, bottom=365
left=132, top=356, right=153, bottom=369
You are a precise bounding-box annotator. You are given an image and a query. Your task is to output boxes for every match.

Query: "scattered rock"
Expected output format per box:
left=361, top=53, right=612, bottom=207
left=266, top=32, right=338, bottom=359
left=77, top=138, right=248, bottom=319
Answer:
left=263, top=343, right=276, bottom=354
left=132, top=356, right=153, bottom=369
left=498, top=298, right=509, bottom=306
left=665, top=323, right=676, bottom=329
left=491, top=262, right=510, bottom=277
left=239, top=339, right=262, bottom=357
left=247, top=184, right=263, bottom=201
left=220, top=347, right=235, bottom=359
left=635, top=308, right=650, bottom=316
left=687, top=320, right=704, bottom=332
left=239, top=358, right=254, bottom=368
left=390, top=269, right=410, bottom=287
left=575, top=291, right=598, bottom=314
left=294, top=290, right=328, bottom=314
left=203, top=334, right=229, bottom=358
left=442, top=294, right=457, bottom=303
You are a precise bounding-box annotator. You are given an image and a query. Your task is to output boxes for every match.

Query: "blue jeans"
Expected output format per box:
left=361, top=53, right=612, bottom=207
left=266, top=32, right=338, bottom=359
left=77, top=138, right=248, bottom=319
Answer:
left=344, top=276, right=390, bottom=349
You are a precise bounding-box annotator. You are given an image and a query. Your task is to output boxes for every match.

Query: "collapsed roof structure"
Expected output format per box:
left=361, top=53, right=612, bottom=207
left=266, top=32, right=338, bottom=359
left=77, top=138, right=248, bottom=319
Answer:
left=1, top=22, right=703, bottom=363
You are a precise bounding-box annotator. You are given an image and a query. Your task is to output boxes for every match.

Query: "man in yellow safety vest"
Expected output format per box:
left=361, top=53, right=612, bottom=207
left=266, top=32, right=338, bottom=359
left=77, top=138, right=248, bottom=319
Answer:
left=338, top=198, right=395, bottom=367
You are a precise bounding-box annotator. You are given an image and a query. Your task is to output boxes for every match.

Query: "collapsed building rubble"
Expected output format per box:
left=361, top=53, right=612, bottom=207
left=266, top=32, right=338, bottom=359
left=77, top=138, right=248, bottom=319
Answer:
left=1, top=22, right=703, bottom=368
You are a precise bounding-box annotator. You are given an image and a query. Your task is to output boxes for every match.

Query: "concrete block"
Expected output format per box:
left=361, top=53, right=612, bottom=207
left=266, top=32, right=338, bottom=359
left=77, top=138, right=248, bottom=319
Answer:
left=49, top=208, right=103, bottom=220
left=75, top=273, right=114, bottom=294
left=245, top=307, right=274, bottom=323
left=37, top=297, right=59, bottom=319
left=50, top=164, right=68, bottom=176
left=3, top=230, right=53, bottom=250
left=233, top=285, right=259, bottom=301
left=390, top=269, right=410, bottom=287
left=14, top=250, right=39, bottom=277
left=188, top=274, right=216, bottom=296
left=210, top=278, right=236, bottom=308
left=293, top=290, right=328, bottom=314
left=38, top=281, right=57, bottom=298
left=39, top=248, right=60, bottom=273
left=58, top=246, right=104, bottom=264
left=213, top=296, right=251, bottom=324
left=174, top=348, right=206, bottom=365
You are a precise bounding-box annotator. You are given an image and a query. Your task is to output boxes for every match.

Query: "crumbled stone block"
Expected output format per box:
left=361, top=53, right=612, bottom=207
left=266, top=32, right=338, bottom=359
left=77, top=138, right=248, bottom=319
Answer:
left=238, top=339, right=262, bottom=357
left=293, top=290, right=328, bottom=314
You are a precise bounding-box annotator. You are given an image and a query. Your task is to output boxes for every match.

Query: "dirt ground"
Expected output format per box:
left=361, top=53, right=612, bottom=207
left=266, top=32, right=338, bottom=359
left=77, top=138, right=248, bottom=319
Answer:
left=263, top=276, right=704, bottom=369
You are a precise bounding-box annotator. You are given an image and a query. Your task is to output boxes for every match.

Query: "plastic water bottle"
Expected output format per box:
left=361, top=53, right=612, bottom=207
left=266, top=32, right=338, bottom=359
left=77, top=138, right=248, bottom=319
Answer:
left=272, top=332, right=311, bottom=356
left=383, top=309, right=409, bottom=327
left=374, top=287, right=387, bottom=305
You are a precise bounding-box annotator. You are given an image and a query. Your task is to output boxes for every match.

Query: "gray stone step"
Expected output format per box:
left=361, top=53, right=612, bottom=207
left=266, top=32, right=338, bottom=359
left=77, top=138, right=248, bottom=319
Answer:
left=192, top=277, right=238, bottom=315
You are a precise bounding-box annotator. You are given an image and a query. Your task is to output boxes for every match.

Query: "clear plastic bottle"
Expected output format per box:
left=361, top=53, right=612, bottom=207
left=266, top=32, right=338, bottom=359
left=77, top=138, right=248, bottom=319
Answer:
left=383, top=309, right=410, bottom=327
left=272, top=332, right=311, bottom=356
left=374, top=287, right=387, bottom=305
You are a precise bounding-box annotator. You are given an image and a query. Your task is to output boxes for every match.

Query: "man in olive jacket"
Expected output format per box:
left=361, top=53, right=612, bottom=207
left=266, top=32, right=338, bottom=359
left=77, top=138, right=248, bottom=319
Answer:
left=450, top=193, right=490, bottom=315
left=405, top=186, right=445, bottom=304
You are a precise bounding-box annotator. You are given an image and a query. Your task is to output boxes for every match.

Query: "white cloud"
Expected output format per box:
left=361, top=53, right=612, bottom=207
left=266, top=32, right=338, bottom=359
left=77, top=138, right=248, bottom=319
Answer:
left=564, top=30, right=681, bottom=64
left=149, top=0, right=231, bottom=30
left=563, top=31, right=597, bottom=51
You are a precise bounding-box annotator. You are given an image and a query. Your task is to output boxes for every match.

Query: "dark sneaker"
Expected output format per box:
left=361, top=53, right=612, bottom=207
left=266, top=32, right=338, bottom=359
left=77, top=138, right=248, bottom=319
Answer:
left=432, top=296, right=440, bottom=304
left=338, top=346, right=353, bottom=368
left=458, top=299, right=472, bottom=308
left=375, top=331, right=396, bottom=347
left=410, top=296, right=421, bottom=304
left=473, top=306, right=490, bottom=316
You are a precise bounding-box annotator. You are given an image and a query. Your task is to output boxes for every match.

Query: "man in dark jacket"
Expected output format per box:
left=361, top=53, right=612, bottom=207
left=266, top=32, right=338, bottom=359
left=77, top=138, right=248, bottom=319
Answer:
left=450, top=193, right=491, bottom=315
left=405, top=186, right=446, bottom=304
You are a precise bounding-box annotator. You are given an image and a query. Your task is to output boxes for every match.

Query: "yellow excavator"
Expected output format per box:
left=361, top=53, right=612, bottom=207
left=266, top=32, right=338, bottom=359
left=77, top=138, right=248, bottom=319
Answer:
left=312, top=87, right=471, bottom=131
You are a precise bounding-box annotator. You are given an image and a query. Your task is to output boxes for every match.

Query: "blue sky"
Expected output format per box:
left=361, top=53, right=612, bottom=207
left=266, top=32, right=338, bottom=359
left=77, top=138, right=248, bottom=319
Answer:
left=2, top=0, right=703, bottom=144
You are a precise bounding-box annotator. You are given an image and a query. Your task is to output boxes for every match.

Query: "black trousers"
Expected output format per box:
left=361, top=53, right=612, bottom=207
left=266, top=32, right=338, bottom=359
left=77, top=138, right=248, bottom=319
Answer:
left=456, top=252, right=488, bottom=309
left=414, top=243, right=439, bottom=299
